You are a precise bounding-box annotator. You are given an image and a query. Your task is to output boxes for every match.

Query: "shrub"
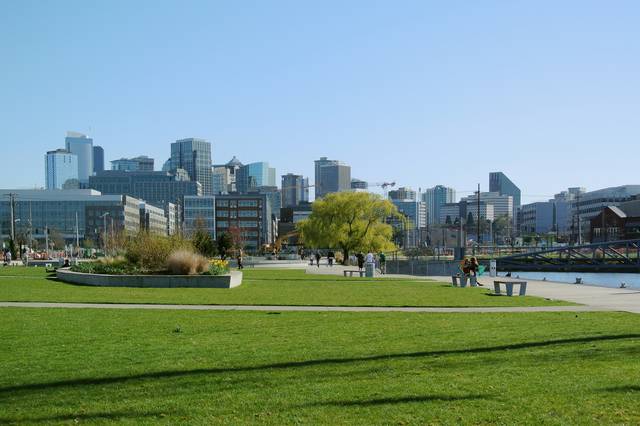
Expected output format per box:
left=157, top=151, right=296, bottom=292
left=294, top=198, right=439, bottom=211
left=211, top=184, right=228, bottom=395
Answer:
left=167, top=249, right=209, bottom=275
left=125, top=232, right=192, bottom=271
left=71, top=257, right=141, bottom=275
left=208, top=259, right=230, bottom=276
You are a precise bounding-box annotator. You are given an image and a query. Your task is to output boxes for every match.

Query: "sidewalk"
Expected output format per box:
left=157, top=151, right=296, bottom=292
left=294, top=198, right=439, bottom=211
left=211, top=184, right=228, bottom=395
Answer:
left=305, top=266, right=640, bottom=314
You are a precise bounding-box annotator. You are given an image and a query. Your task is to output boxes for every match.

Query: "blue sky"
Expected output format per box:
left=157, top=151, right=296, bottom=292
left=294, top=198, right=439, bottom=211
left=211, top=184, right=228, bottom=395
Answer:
left=1, top=1, right=639, bottom=202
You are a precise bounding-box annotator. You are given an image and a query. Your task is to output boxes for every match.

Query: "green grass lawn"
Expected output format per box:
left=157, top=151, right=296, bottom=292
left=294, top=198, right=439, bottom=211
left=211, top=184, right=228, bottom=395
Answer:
left=2, top=308, right=639, bottom=424
left=0, top=267, right=570, bottom=307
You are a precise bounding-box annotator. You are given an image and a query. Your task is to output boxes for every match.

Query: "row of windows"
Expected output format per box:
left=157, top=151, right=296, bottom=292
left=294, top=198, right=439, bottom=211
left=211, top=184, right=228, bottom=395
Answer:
left=216, top=200, right=260, bottom=207
left=216, top=221, right=259, bottom=228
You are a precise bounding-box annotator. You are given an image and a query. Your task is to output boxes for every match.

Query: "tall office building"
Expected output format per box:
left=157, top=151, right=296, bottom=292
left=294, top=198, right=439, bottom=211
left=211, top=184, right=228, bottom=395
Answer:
left=489, top=172, right=521, bottom=219
left=170, top=138, right=213, bottom=195
left=65, top=131, right=94, bottom=184
left=93, top=146, right=104, bottom=173
left=111, top=156, right=154, bottom=171
left=281, top=174, right=309, bottom=207
left=388, top=187, right=417, bottom=201
left=315, top=157, right=350, bottom=198
left=45, top=149, right=78, bottom=190
left=212, top=156, right=243, bottom=194
left=423, top=185, right=456, bottom=225
left=236, top=162, right=276, bottom=194
left=314, top=157, right=339, bottom=198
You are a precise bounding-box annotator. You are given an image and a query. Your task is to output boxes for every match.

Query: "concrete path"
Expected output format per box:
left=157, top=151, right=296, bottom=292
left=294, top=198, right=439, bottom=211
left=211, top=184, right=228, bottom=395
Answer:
left=304, top=265, right=640, bottom=314
left=0, top=301, right=607, bottom=313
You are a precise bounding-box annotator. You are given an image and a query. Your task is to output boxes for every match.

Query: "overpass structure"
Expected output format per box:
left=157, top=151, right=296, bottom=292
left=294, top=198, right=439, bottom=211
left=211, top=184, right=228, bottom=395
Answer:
left=496, top=239, right=640, bottom=272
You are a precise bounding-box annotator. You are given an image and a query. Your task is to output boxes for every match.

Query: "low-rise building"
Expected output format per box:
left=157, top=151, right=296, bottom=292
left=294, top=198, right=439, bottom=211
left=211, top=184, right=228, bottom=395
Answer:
left=520, top=202, right=555, bottom=234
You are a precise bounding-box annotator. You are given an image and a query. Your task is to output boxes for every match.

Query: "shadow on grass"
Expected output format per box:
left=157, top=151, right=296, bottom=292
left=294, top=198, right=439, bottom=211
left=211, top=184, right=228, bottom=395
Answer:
left=601, top=385, right=640, bottom=392
left=2, top=333, right=638, bottom=396
left=301, top=394, right=485, bottom=407
left=0, top=409, right=180, bottom=424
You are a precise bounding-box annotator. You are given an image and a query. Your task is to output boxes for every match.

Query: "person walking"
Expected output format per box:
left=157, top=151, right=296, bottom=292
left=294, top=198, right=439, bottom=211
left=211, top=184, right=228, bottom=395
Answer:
left=356, top=252, right=365, bottom=271
left=379, top=252, right=386, bottom=274
left=237, top=249, right=244, bottom=270
left=327, top=250, right=335, bottom=267
left=315, top=252, right=321, bottom=268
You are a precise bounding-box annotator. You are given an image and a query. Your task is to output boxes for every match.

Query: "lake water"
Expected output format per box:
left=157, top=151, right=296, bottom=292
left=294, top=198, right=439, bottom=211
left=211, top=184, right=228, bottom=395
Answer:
left=507, top=271, right=640, bottom=289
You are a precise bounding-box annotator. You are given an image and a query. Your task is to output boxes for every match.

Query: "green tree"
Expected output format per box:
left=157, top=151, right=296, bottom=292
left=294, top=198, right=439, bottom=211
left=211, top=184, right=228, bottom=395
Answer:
left=298, top=192, right=400, bottom=264
left=191, top=218, right=217, bottom=258
left=216, top=232, right=233, bottom=260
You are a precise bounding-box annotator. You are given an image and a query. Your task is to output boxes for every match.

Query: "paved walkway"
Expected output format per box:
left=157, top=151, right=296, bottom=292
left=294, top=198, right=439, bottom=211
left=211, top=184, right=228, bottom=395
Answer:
left=0, top=301, right=606, bottom=313
left=304, top=265, right=640, bottom=314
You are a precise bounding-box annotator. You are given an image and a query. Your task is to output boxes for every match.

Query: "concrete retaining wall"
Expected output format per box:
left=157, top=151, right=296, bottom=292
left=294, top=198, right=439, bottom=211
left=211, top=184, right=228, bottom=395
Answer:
left=56, top=268, right=242, bottom=288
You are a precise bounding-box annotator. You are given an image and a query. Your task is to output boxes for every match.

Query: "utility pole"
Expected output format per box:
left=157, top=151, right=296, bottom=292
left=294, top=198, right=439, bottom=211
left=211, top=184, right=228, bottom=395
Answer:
left=576, top=192, right=582, bottom=245
left=477, top=183, right=481, bottom=246
left=75, top=211, right=80, bottom=260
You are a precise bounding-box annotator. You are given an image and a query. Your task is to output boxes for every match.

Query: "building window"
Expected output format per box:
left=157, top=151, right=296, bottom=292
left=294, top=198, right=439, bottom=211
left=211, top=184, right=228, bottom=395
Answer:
left=216, top=200, right=229, bottom=207
left=217, top=221, right=228, bottom=228
left=238, top=200, right=258, bottom=207
left=239, top=221, right=258, bottom=228
left=238, top=210, right=258, bottom=217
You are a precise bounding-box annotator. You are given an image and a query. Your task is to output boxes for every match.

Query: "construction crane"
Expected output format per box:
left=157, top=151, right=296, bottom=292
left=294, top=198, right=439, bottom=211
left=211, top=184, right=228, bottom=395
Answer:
left=367, top=181, right=396, bottom=198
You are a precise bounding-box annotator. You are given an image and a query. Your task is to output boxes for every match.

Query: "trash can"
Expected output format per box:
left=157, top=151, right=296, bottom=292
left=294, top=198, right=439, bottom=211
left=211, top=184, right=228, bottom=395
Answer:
left=365, top=262, right=375, bottom=278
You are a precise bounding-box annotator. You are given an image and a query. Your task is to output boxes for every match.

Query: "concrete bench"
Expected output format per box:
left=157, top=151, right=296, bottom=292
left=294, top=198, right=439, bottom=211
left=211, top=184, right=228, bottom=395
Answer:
left=494, top=280, right=527, bottom=296
left=344, top=270, right=365, bottom=277
left=452, top=275, right=478, bottom=288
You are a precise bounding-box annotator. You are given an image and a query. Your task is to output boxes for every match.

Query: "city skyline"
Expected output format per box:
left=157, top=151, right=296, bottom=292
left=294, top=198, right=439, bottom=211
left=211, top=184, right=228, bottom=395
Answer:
left=2, top=2, right=640, bottom=202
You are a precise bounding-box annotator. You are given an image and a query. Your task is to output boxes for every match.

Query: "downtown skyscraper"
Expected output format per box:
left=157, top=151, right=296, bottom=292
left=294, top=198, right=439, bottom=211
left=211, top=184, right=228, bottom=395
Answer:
left=170, top=138, right=213, bottom=195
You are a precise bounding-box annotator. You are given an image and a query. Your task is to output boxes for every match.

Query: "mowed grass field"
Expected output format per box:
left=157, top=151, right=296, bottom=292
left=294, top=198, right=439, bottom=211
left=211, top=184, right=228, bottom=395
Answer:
left=2, top=308, right=640, bottom=424
left=0, top=267, right=571, bottom=307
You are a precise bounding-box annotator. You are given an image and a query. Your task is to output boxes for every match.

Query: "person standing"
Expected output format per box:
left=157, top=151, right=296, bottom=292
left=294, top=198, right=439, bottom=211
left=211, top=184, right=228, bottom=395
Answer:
left=327, top=250, right=335, bottom=267
left=237, top=249, right=244, bottom=270
left=315, top=252, right=321, bottom=268
left=379, top=252, right=386, bottom=274
left=356, top=252, right=365, bottom=271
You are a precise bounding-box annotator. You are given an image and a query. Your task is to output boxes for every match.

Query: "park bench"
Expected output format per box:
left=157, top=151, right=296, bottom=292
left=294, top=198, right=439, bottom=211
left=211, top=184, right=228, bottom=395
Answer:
left=451, top=275, right=478, bottom=288
left=493, top=280, right=527, bottom=296
left=344, top=270, right=365, bottom=277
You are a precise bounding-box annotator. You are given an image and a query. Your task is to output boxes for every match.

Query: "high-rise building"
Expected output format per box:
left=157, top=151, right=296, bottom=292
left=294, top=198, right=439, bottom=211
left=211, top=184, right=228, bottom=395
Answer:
left=489, top=172, right=521, bottom=220
left=212, top=156, right=243, bottom=194
left=316, top=161, right=351, bottom=198
left=281, top=174, right=309, bottom=207
left=236, top=162, right=276, bottom=194
left=350, top=179, right=368, bottom=190
left=423, top=185, right=456, bottom=225
left=111, top=156, right=154, bottom=171
left=65, top=131, right=94, bottom=184
left=170, top=138, right=213, bottom=195
left=93, top=146, right=104, bottom=173
left=388, top=187, right=416, bottom=201
left=45, top=149, right=78, bottom=190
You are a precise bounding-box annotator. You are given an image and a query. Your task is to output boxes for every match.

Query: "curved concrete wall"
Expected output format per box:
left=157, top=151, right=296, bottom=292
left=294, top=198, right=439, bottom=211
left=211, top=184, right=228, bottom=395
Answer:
left=57, top=268, right=242, bottom=288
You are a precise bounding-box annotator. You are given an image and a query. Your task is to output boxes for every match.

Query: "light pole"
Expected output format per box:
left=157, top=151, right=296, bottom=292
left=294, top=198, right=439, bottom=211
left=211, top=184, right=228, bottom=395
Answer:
left=100, top=212, right=110, bottom=254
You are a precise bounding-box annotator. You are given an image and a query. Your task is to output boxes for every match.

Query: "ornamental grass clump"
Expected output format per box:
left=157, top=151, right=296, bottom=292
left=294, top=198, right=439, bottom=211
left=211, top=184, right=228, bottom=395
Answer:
left=166, top=249, right=209, bottom=275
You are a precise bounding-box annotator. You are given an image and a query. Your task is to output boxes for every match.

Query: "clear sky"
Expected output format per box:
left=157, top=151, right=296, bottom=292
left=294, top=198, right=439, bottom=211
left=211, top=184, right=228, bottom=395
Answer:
left=1, top=1, right=639, bottom=203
